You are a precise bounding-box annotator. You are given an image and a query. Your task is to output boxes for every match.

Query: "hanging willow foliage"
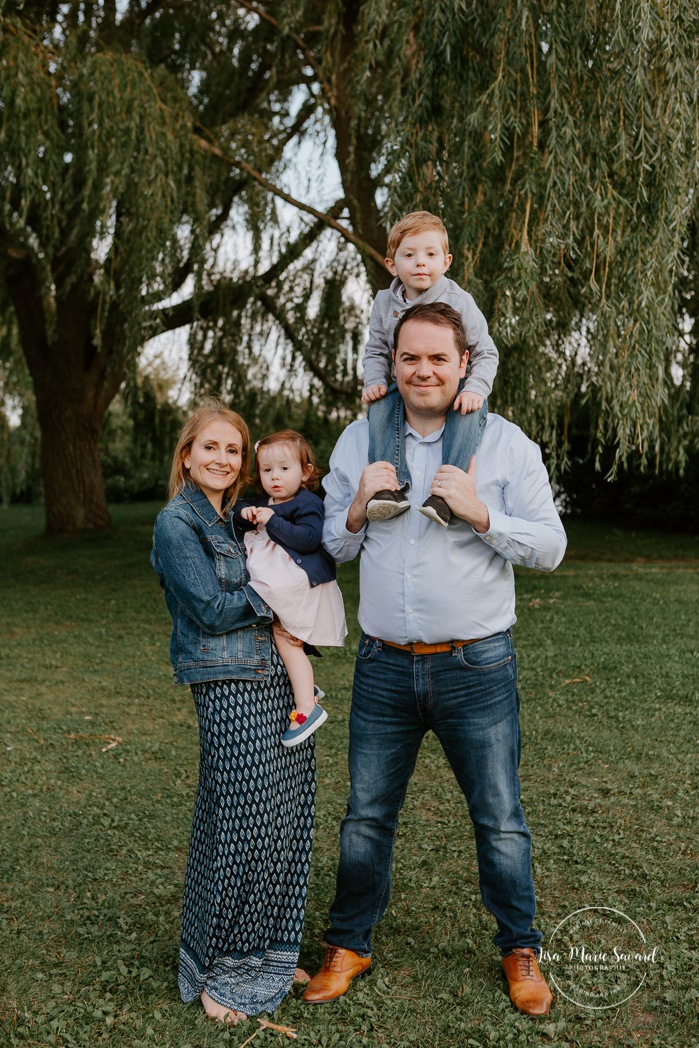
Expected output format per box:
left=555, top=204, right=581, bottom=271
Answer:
left=342, top=0, right=699, bottom=471
left=0, top=1, right=697, bottom=533
left=0, top=21, right=203, bottom=356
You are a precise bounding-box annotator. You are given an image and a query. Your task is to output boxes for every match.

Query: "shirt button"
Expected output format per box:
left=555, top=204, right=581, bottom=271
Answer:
left=409, top=539, right=415, bottom=545
left=392, top=310, right=399, bottom=317
left=408, top=608, right=414, bottom=615
left=407, top=575, right=413, bottom=581
left=415, top=471, right=422, bottom=477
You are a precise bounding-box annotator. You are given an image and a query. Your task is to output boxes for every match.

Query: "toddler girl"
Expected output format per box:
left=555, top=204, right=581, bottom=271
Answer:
left=235, top=429, right=346, bottom=747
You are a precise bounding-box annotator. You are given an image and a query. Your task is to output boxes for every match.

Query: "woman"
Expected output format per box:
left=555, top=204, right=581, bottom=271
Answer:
left=151, top=401, right=315, bottom=1024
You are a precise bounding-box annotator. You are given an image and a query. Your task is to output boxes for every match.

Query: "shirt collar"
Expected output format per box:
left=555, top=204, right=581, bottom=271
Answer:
left=405, top=421, right=445, bottom=443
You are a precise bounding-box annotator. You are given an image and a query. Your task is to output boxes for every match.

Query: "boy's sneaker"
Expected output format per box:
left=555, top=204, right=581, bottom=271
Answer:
left=366, top=485, right=410, bottom=522
left=417, top=494, right=451, bottom=527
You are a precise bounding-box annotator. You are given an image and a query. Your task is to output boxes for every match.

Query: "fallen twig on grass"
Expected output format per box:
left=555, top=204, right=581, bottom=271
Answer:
left=65, top=733, right=122, bottom=751
left=259, top=1019, right=297, bottom=1038
left=239, top=1018, right=298, bottom=1045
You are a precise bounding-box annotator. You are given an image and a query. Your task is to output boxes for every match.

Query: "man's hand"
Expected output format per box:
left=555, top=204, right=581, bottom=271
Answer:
left=241, top=505, right=274, bottom=525
left=361, top=383, right=388, bottom=404
left=453, top=390, right=484, bottom=414
left=430, top=459, right=490, bottom=533
left=346, top=461, right=401, bottom=533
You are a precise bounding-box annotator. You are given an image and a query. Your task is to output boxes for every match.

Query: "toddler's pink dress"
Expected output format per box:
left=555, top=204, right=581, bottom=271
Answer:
left=244, top=525, right=347, bottom=646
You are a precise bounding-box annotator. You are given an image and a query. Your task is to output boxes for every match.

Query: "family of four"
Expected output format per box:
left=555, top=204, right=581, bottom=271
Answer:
left=151, top=211, right=567, bottom=1026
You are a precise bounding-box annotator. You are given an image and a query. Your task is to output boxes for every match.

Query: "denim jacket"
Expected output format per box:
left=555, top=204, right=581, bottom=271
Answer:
left=151, top=483, right=273, bottom=685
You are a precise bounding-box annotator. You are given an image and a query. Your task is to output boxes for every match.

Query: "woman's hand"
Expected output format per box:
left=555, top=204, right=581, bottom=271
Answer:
left=272, top=621, right=304, bottom=647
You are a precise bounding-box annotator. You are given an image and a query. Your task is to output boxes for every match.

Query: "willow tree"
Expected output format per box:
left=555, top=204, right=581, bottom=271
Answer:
left=1, top=1, right=697, bottom=534
left=0, top=2, right=368, bottom=534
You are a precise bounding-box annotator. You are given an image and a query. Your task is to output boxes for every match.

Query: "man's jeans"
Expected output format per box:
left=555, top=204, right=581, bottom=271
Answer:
left=367, top=382, right=488, bottom=488
left=325, top=632, right=542, bottom=956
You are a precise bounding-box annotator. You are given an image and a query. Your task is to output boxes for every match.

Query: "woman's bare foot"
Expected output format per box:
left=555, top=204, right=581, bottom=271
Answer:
left=294, top=967, right=311, bottom=983
left=200, top=989, right=247, bottom=1024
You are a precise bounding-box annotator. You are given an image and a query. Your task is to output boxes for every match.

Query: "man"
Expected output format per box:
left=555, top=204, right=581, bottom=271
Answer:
left=303, top=302, right=567, bottom=1016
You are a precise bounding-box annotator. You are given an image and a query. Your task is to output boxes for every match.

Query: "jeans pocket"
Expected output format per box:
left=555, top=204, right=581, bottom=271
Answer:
left=357, top=633, right=380, bottom=661
left=456, top=632, right=513, bottom=671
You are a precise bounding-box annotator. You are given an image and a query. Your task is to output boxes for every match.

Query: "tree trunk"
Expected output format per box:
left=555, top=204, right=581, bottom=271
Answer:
left=34, top=390, right=111, bottom=535
left=4, top=249, right=117, bottom=535
left=331, top=0, right=388, bottom=296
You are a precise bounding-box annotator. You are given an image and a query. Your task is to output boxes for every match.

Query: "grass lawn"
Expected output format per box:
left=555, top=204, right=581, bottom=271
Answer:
left=0, top=504, right=697, bottom=1047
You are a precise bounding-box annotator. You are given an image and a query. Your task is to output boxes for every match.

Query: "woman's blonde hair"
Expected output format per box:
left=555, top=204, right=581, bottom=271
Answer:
left=253, top=429, right=322, bottom=493
left=168, top=399, right=251, bottom=512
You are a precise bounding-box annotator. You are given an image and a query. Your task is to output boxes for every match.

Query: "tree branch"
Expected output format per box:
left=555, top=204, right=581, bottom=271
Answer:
left=260, top=198, right=346, bottom=284
left=274, top=94, right=319, bottom=151
left=117, top=0, right=172, bottom=34
left=152, top=278, right=249, bottom=333
left=194, top=136, right=386, bottom=269
left=329, top=0, right=387, bottom=294
left=158, top=98, right=320, bottom=305
left=152, top=205, right=346, bottom=333
left=142, top=175, right=248, bottom=307
left=231, top=0, right=331, bottom=106
left=254, top=287, right=356, bottom=397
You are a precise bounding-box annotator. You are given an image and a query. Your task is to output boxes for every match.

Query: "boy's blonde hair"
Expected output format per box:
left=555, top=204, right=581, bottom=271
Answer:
left=168, top=399, right=251, bottom=512
left=253, top=429, right=323, bottom=493
left=385, top=211, right=449, bottom=261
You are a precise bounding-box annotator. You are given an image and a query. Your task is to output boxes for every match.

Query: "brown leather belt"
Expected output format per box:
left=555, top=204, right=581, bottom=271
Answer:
left=379, top=638, right=481, bottom=655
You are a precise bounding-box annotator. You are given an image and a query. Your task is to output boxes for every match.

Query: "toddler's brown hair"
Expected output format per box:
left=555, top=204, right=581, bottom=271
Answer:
left=253, top=430, right=323, bottom=492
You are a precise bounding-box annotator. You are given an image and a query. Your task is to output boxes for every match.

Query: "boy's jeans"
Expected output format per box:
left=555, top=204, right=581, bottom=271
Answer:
left=324, top=632, right=541, bottom=957
left=367, top=382, right=488, bottom=488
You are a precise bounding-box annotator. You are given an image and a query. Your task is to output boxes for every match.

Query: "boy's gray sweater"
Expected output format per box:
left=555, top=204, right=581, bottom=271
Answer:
left=362, top=275, right=498, bottom=398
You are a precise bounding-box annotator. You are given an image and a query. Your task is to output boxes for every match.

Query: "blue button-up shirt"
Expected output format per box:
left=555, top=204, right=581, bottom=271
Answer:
left=322, top=414, right=567, bottom=643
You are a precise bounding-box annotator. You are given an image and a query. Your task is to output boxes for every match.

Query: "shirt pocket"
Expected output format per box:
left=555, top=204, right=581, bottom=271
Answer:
left=206, top=535, right=246, bottom=592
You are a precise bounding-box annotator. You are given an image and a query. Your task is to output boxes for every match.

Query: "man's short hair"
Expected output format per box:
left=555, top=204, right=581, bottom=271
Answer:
left=393, top=302, right=469, bottom=362
left=385, top=211, right=449, bottom=260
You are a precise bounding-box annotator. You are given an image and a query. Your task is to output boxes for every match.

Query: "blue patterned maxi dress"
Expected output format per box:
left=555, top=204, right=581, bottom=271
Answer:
left=178, top=645, right=316, bottom=1015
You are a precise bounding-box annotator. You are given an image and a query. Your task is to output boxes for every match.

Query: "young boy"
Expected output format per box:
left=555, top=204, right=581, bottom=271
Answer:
left=362, top=210, right=498, bottom=526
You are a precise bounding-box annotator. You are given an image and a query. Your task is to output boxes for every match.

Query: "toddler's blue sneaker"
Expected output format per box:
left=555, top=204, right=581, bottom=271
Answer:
left=281, top=702, right=328, bottom=748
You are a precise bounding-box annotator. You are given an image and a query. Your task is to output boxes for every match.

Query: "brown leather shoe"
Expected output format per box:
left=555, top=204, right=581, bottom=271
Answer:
left=302, top=946, right=372, bottom=1003
left=502, top=947, right=553, bottom=1016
